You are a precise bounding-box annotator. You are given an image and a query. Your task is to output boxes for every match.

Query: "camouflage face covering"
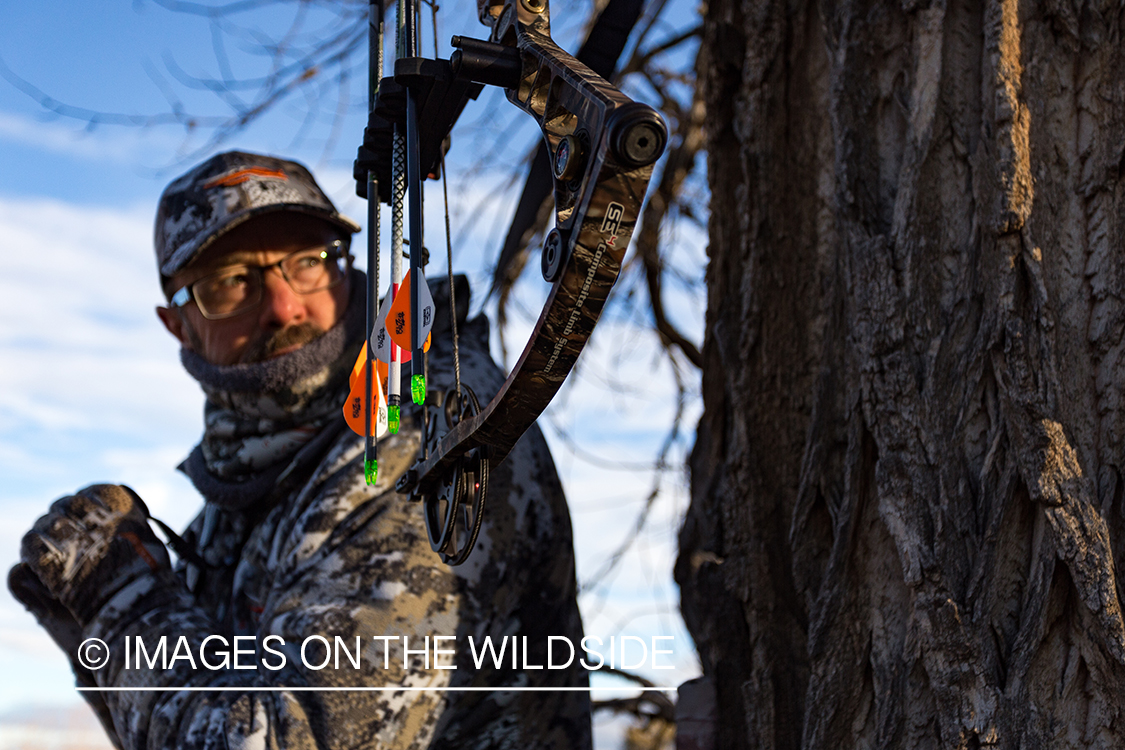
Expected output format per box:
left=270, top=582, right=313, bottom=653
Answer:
left=178, top=271, right=366, bottom=510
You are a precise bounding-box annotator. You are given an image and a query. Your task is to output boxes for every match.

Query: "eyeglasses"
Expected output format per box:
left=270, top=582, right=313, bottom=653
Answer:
left=170, top=241, right=351, bottom=320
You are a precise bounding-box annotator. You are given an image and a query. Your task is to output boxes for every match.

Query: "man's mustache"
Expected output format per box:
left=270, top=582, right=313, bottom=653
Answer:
left=239, top=322, right=326, bottom=363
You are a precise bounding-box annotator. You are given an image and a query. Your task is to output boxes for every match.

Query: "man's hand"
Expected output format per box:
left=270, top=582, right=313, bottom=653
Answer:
left=14, top=484, right=171, bottom=628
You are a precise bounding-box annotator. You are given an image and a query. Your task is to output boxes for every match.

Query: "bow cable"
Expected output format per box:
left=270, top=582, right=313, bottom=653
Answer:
left=441, top=156, right=461, bottom=400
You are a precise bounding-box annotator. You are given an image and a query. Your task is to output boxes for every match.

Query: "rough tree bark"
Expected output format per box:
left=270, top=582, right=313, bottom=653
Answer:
left=676, top=0, right=1125, bottom=747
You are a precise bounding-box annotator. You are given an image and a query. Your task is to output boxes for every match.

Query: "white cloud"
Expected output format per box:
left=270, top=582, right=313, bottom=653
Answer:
left=0, top=110, right=184, bottom=164
left=0, top=702, right=114, bottom=749
left=0, top=195, right=202, bottom=438
left=0, top=194, right=207, bottom=709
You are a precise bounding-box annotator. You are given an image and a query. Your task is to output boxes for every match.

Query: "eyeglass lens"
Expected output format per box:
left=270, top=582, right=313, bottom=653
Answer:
left=194, top=244, right=348, bottom=318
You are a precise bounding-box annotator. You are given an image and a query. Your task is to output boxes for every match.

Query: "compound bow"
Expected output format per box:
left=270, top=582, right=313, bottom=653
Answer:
left=352, top=0, right=667, bottom=564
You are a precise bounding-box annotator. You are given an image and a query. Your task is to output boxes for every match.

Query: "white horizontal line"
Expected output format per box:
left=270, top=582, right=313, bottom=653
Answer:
left=77, top=686, right=679, bottom=693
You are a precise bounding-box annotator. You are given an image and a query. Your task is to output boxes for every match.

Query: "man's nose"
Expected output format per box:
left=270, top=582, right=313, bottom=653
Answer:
left=258, top=268, right=305, bottom=327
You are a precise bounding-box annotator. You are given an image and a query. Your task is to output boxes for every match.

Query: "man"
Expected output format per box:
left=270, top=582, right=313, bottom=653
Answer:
left=9, top=151, right=592, bottom=749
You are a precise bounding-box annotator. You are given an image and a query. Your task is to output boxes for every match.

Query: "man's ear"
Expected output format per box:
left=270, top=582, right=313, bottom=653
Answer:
left=156, top=306, right=193, bottom=350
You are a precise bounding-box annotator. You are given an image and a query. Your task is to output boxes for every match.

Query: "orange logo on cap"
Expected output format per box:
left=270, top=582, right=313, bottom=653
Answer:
left=203, top=167, right=289, bottom=189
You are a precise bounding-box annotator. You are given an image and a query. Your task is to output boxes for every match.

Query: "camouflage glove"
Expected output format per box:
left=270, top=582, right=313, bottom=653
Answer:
left=16, top=484, right=172, bottom=628
left=8, top=563, right=124, bottom=749
left=8, top=561, right=85, bottom=657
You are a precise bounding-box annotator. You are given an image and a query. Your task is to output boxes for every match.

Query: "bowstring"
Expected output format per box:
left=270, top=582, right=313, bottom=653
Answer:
left=428, top=0, right=462, bottom=402
left=441, top=158, right=461, bottom=401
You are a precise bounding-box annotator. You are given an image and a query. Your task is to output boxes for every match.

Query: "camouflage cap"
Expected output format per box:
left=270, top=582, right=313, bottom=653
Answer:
left=155, top=151, right=361, bottom=279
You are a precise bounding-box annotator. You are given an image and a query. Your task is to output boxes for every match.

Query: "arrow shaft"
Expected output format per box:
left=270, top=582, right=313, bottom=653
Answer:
left=388, top=0, right=414, bottom=407
left=388, top=128, right=407, bottom=404
left=364, top=0, right=385, bottom=483
left=406, top=87, right=423, bottom=367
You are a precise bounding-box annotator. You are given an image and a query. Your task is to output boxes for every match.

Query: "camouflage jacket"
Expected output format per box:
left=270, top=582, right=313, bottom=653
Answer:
left=82, top=304, right=593, bottom=749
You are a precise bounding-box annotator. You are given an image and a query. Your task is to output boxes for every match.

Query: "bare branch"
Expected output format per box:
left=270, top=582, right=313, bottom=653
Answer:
left=589, top=667, right=676, bottom=722
left=627, top=47, right=706, bottom=369
left=580, top=363, right=689, bottom=592
left=0, top=53, right=228, bottom=130
left=544, top=416, right=671, bottom=472
left=617, top=24, right=702, bottom=79
left=147, top=0, right=312, bottom=18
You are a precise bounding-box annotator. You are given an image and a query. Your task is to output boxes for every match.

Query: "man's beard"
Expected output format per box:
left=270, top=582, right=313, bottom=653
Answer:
left=238, top=322, right=326, bottom=364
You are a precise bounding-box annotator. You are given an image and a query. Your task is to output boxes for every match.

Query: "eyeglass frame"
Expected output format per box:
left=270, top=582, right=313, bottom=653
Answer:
left=168, top=239, right=352, bottom=320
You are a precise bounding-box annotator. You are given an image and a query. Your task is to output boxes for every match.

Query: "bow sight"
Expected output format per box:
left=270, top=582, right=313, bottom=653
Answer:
left=353, top=0, right=667, bottom=565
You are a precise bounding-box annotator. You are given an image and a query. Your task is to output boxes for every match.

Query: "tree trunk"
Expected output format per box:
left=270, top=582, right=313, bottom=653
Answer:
left=677, top=0, right=1125, bottom=747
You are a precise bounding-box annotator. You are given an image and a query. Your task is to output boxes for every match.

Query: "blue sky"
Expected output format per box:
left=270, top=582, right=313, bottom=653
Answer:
left=0, top=2, right=704, bottom=745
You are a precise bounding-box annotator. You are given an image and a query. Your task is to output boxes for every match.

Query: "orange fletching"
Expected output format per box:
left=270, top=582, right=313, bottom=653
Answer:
left=386, top=270, right=435, bottom=353
left=349, top=343, right=388, bottom=391
left=344, top=347, right=389, bottom=437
